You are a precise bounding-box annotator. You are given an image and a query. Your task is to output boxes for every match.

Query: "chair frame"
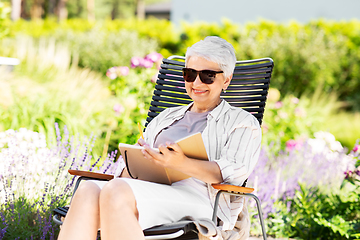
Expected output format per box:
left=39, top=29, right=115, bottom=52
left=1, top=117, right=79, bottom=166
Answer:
left=53, top=56, right=274, bottom=240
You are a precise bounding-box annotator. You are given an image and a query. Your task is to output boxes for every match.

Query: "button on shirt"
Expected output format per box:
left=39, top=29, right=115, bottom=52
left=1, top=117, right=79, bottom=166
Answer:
left=143, top=100, right=262, bottom=230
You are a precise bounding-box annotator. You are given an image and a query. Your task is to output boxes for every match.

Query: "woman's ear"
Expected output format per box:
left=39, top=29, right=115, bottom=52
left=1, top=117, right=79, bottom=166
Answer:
left=223, top=74, right=232, bottom=90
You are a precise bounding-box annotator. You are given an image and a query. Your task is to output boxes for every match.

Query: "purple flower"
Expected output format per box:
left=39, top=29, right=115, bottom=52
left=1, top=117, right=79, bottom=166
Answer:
left=344, top=170, right=352, bottom=179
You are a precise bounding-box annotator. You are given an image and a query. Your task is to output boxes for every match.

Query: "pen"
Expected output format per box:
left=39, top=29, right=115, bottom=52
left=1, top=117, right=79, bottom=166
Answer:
left=138, top=122, right=144, bottom=139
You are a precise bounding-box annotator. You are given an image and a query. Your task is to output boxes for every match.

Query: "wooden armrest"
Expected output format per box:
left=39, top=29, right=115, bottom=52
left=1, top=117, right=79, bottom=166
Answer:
left=211, top=183, right=254, bottom=194
left=68, top=169, right=114, bottom=180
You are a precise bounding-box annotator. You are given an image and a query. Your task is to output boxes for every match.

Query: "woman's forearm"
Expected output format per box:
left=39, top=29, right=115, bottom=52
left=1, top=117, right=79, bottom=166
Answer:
left=176, top=158, right=223, bottom=184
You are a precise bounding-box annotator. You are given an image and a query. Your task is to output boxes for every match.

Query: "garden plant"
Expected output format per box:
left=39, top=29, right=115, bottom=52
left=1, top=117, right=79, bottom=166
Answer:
left=0, top=12, right=360, bottom=239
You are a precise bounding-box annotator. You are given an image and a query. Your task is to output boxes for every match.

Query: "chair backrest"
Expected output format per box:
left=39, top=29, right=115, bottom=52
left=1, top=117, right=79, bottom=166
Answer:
left=145, top=56, right=274, bottom=127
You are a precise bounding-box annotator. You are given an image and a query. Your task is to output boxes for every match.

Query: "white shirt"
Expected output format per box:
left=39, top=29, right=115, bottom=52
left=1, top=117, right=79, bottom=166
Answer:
left=116, top=99, right=262, bottom=230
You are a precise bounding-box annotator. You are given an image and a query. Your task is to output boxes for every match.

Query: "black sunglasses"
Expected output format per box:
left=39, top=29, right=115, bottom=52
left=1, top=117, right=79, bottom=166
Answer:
left=182, top=68, right=223, bottom=84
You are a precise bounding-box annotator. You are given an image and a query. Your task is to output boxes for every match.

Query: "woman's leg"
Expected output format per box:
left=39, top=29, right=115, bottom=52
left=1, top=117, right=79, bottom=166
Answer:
left=99, top=178, right=144, bottom=240
left=57, top=181, right=101, bottom=240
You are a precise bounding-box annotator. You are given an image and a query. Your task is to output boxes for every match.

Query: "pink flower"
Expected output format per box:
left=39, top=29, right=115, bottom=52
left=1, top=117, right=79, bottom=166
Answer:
left=117, top=66, right=129, bottom=76
left=353, top=145, right=360, bottom=153
left=131, top=57, right=154, bottom=68
left=291, top=97, right=299, bottom=104
left=151, top=72, right=158, bottom=83
left=131, top=57, right=143, bottom=68
left=274, top=101, right=283, bottom=109
left=145, top=52, right=163, bottom=63
left=294, top=107, right=306, bottom=117
left=106, top=67, right=117, bottom=79
left=113, top=104, right=124, bottom=115
left=141, top=58, right=154, bottom=68
left=261, top=124, right=269, bottom=134
left=286, top=139, right=303, bottom=152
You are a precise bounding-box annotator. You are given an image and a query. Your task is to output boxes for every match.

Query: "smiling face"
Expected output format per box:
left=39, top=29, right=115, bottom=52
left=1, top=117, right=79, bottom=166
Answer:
left=185, top=56, right=232, bottom=113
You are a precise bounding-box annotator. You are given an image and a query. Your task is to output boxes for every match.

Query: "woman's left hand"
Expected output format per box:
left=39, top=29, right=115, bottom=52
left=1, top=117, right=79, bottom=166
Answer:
left=141, top=142, right=188, bottom=170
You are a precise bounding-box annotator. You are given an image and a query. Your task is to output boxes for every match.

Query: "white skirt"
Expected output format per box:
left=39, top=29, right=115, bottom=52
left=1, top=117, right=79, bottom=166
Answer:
left=91, top=177, right=213, bottom=230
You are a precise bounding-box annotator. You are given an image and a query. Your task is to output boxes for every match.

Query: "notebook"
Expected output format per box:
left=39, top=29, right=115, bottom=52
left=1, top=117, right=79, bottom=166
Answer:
left=118, top=132, right=208, bottom=185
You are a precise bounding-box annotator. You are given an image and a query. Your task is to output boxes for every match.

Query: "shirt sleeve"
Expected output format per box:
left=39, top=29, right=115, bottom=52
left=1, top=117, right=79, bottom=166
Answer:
left=215, top=117, right=262, bottom=186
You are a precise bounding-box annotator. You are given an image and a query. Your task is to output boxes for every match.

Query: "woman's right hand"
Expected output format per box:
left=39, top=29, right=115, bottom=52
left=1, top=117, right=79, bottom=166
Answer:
left=137, top=138, right=149, bottom=147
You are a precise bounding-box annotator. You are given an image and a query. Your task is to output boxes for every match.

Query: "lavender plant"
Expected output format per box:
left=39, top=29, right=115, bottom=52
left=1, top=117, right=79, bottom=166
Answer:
left=248, top=132, right=359, bottom=237
left=0, top=125, right=118, bottom=239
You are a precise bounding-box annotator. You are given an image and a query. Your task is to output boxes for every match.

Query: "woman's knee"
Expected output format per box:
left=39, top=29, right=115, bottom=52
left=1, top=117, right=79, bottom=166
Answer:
left=99, top=179, right=136, bottom=209
left=73, top=181, right=101, bottom=205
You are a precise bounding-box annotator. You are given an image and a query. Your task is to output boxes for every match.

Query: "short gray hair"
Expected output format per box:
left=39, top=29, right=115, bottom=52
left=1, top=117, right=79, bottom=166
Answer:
left=185, top=36, right=236, bottom=79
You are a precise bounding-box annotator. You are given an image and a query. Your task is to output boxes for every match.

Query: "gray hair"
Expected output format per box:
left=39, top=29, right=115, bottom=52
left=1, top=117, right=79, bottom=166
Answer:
left=185, top=36, right=236, bottom=79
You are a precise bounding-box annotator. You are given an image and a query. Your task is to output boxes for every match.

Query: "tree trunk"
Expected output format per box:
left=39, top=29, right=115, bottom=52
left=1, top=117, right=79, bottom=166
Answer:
left=30, top=0, right=44, bottom=19
left=57, top=0, right=68, bottom=21
left=87, top=0, right=95, bottom=21
left=136, top=0, right=145, bottom=20
left=111, top=0, right=119, bottom=20
left=11, top=0, right=22, bottom=21
left=47, top=0, right=56, bottom=16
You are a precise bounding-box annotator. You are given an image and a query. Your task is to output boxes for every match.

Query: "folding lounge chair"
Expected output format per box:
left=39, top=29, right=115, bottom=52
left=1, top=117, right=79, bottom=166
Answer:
left=53, top=56, right=274, bottom=240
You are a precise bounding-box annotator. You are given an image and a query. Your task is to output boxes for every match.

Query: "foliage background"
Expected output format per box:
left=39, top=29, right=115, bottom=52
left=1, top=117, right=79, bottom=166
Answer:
left=0, top=3, right=360, bottom=238
left=1, top=18, right=359, bottom=152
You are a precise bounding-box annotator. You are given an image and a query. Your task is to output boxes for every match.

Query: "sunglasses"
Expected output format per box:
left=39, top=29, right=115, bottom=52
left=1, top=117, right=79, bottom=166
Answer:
left=182, top=68, right=223, bottom=84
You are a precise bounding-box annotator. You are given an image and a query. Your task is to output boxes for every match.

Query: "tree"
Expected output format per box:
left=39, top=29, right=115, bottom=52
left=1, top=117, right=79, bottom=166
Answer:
left=136, top=0, right=144, bottom=19
left=30, top=0, right=43, bottom=19
left=56, top=0, right=68, bottom=21
left=11, top=0, right=22, bottom=21
left=87, top=0, right=95, bottom=20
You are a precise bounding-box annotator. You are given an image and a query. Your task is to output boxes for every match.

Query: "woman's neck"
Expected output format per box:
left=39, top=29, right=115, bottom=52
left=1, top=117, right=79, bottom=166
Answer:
left=190, top=99, right=222, bottom=113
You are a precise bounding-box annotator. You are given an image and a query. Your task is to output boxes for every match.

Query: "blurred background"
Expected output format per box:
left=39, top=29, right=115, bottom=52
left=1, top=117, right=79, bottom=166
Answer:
left=0, top=0, right=360, bottom=239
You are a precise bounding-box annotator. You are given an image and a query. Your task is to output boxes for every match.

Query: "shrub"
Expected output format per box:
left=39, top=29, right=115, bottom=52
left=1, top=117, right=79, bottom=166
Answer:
left=0, top=2, right=10, bottom=39
left=53, top=28, right=159, bottom=74
left=5, top=18, right=360, bottom=108
left=0, top=127, right=119, bottom=239
left=262, top=88, right=359, bottom=151
left=0, top=36, right=160, bottom=156
left=179, top=20, right=360, bottom=110
left=248, top=132, right=360, bottom=238
left=0, top=37, right=118, bottom=158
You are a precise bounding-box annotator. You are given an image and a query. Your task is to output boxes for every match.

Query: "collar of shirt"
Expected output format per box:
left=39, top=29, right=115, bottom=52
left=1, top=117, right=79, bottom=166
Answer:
left=169, top=99, right=231, bottom=122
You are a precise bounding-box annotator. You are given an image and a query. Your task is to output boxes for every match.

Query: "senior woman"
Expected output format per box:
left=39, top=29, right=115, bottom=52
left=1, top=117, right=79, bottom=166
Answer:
left=58, top=36, right=261, bottom=240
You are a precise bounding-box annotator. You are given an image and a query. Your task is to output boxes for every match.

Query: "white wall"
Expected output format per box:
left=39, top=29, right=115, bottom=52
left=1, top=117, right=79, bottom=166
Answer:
left=171, top=0, right=360, bottom=25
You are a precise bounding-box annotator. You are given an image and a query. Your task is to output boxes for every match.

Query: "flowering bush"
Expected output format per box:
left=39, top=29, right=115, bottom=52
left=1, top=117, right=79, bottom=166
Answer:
left=0, top=126, right=118, bottom=239
left=262, top=88, right=347, bottom=152
left=108, top=52, right=162, bottom=80
left=248, top=132, right=360, bottom=238
left=103, top=52, right=163, bottom=151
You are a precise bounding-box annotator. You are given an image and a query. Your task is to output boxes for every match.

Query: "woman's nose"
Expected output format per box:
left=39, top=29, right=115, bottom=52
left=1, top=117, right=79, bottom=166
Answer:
left=193, top=74, right=203, bottom=86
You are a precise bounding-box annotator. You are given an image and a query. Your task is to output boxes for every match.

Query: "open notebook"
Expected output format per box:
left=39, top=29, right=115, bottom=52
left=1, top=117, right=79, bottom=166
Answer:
left=118, top=132, right=208, bottom=185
